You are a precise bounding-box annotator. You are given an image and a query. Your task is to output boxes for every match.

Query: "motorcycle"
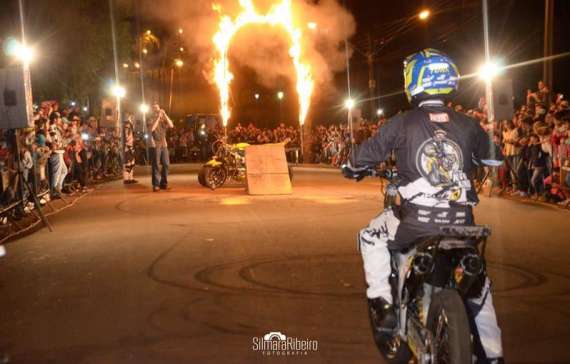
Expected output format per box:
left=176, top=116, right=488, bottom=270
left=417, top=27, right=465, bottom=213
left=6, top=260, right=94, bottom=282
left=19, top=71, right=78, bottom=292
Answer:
left=343, top=165, right=492, bottom=364
left=198, top=139, right=295, bottom=190
left=198, top=140, right=249, bottom=190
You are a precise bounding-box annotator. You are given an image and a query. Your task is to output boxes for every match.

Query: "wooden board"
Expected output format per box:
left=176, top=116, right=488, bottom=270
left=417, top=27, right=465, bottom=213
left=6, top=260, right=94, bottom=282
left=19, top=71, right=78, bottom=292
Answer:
left=245, top=144, right=292, bottom=195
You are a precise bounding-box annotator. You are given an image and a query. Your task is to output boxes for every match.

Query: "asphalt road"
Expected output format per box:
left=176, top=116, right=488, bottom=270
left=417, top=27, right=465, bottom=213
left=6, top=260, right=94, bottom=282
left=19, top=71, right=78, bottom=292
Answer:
left=0, top=165, right=568, bottom=364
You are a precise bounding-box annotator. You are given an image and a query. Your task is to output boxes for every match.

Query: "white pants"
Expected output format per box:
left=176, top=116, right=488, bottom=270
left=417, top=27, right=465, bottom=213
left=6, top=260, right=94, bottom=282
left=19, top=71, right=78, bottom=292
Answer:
left=49, top=153, right=68, bottom=192
left=123, top=168, right=134, bottom=181
left=359, top=210, right=503, bottom=359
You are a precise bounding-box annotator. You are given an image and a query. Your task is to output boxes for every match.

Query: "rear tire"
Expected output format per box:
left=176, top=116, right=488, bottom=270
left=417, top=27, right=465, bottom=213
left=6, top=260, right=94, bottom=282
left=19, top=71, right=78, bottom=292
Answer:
left=427, top=289, right=472, bottom=364
left=203, top=165, right=227, bottom=190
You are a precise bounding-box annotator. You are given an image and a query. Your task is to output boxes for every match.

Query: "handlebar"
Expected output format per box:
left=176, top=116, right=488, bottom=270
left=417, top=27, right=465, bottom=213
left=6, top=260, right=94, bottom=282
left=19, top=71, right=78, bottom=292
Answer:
left=341, top=164, right=398, bottom=182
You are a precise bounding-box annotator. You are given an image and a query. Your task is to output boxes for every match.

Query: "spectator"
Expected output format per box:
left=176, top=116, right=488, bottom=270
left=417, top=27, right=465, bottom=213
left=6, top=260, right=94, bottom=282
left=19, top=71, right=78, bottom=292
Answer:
left=527, top=80, right=551, bottom=108
left=527, top=134, right=546, bottom=200
left=47, top=112, right=68, bottom=199
left=503, top=120, right=523, bottom=195
left=148, top=102, right=174, bottom=192
left=123, top=115, right=137, bottom=185
left=69, top=140, right=88, bottom=191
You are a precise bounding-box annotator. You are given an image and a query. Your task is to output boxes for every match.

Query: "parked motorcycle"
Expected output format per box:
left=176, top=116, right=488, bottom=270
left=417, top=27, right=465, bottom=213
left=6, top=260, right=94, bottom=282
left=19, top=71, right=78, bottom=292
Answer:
left=198, top=139, right=295, bottom=190
left=198, top=141, right=249, bottom=190
left=343, top=165, right=492, bottom=364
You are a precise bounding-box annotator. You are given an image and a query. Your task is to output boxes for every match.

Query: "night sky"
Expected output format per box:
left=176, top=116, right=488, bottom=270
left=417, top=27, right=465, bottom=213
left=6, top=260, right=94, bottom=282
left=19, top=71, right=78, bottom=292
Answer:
left=217, top=0, right=570, bottom=126
left=332, top=0, right=570, bottom=121
left=1, top=0, right=570, bottom=125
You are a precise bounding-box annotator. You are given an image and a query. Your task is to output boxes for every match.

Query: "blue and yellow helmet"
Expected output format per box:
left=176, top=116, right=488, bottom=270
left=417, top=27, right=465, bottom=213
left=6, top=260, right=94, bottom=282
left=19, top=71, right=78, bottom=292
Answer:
left=403, top=49, right=460, bottom=103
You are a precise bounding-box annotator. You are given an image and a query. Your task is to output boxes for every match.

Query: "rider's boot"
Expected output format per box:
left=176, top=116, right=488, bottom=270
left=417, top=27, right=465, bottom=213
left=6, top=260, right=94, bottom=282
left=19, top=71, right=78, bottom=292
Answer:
left=368, top=297, right=397, bottom=335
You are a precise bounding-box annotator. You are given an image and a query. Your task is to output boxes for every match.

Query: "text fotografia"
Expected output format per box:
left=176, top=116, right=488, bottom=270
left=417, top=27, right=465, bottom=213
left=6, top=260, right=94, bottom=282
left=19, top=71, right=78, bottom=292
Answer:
left=252, top=332, right=318, bottom=356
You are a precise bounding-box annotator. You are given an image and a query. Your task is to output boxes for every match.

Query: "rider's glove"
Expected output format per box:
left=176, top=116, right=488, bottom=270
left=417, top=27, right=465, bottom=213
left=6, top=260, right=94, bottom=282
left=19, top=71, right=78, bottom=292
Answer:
left=341, top=164, right=369, bottom=182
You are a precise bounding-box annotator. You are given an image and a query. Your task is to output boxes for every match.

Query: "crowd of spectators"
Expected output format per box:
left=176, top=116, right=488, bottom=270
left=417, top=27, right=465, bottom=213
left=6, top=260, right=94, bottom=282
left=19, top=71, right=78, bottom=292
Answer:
left=164, top=121, right=373, bottom=167
left=308, top=80, right=570, bottom=207
left=0, top=102, right=123, bottom=218
left=468, top=81, right=570, bottom=206
left=163, top=79, right=570, bottom=210
left=163, top=122, right=302, bottom=163
left=3, top=79, right=568, bottom=221
left=310, top=121, right=385, bottom=167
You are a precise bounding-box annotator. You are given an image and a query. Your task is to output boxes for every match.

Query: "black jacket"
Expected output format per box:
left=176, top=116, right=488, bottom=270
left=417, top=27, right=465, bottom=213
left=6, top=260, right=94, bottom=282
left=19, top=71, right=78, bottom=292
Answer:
left=356, top=103, right=503, bottom=208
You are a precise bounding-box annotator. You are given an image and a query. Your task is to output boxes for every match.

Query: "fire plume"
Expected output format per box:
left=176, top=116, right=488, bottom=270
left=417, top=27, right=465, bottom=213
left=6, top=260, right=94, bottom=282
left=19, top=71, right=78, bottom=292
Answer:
left=213, top=0, right=314, bottom=127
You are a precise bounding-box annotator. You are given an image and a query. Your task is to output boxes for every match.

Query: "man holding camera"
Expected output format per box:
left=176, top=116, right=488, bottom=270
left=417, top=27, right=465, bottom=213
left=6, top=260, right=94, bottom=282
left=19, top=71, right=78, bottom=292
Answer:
left=148, top=102, right=174, bottom=192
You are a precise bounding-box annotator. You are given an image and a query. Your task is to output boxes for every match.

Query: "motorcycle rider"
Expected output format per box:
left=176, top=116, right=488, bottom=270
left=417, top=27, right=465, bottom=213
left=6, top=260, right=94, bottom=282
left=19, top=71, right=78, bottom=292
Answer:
left=352, top=49, right=504, bottom=363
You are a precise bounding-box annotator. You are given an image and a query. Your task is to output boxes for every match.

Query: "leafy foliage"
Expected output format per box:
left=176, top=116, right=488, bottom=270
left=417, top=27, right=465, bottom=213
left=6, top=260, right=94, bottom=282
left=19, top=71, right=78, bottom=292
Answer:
left=7, top=0, right=134, bottom=103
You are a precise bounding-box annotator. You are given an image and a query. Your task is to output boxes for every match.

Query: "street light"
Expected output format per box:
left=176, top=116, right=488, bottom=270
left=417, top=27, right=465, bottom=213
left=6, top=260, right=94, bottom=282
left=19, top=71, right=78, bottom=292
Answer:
left=110, top=84, right=126, bottom=141
left=174, top=58, right=184, bottom=68
left=6, top=40, right=35, bottom=65
left=418, top=9, right=431, bottom=21
left=122, top=63, right=129, bottom=69
left=178, top=28, right=183, bottom=34
left=139, top=103, right=150, bottom=114
left=478, top=61, right=501, bottom=82
left=111, top=84, right=126, bottom=99
left=14, top=45, right=34, bottom=64
left=277, top=91, right=284, bottom=100
left=307, top=22, right=317, bottom=30
left=254, top=93, right=261, bottom=100
left=377, top=108, right=384, bottom=116
left=344, top=98, right=355, bottom=110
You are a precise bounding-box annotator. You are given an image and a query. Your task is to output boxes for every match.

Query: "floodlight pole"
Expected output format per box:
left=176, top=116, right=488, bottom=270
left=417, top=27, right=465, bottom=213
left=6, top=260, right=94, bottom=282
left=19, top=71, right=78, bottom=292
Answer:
left=482, top=0, right=495, bottom=124
left=543, top=0, right=554, bottom=90
left=12, top=0, right=53, bottom=232
left=168, top=67, right=174, bottom=114
left=481, top=0, right=500, bottom=196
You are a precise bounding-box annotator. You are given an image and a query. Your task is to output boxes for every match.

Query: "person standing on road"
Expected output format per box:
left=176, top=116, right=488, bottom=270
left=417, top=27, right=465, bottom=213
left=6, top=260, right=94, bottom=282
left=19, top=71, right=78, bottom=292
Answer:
left=47, top=112, right=68, bottom=198
left=503, top=119, right=522, bottom=194
left=123, top=115, right=138, bottom=185
left=148, top=102, right=174, bottom=192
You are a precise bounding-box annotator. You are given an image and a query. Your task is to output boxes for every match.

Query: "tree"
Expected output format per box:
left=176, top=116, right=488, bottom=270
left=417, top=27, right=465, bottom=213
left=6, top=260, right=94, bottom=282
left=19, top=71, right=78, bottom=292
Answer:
left=6, top=0, right=134, bottom=105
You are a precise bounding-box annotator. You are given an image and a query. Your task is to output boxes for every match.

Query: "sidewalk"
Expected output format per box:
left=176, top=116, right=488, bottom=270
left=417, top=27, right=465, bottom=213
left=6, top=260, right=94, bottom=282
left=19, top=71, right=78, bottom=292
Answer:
left=0, top=176, right=121, bottom=245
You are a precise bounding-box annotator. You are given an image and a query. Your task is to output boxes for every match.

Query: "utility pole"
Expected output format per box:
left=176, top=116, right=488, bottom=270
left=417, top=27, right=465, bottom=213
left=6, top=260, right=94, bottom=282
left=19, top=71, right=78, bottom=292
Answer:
left=168, top=67, right=174, bottom=114
left=543, top=0, right=554, bottom=89
left=482, top=0, right=494, bottom=124
left=366, top=33, right=377, bottom=120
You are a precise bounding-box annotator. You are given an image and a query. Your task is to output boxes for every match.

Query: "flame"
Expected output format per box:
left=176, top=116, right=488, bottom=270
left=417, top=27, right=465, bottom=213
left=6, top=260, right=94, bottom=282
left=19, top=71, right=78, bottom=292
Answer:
left=212, top=0, right=314, bottom=127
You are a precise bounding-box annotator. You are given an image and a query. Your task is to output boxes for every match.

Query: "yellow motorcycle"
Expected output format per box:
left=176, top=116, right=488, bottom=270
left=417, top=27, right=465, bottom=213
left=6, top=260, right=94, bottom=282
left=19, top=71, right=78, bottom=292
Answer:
left=198, top=139, right=295, bottom=190
left=198, top=141, right=249, bottom=190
